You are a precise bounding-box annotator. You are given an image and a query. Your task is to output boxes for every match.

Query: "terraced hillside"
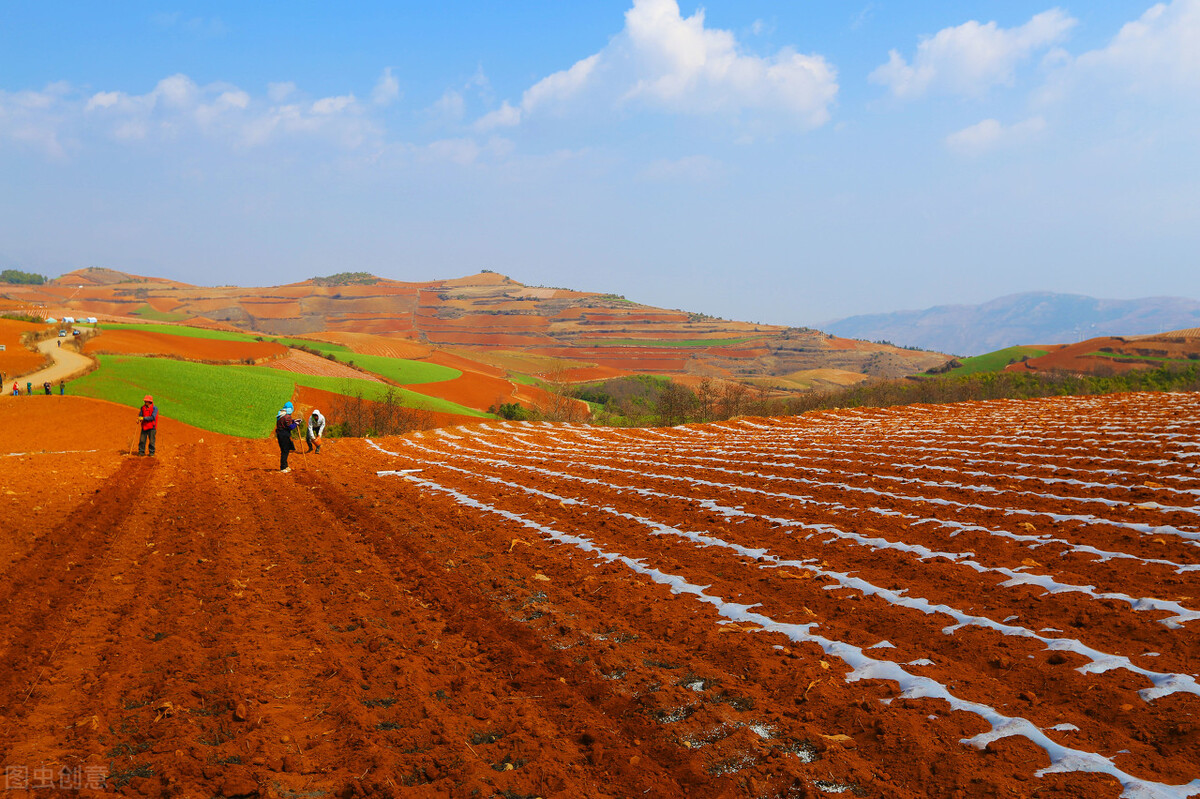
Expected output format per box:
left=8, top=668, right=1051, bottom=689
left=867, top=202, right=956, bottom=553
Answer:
left=1, top=267, right=947, bottom=384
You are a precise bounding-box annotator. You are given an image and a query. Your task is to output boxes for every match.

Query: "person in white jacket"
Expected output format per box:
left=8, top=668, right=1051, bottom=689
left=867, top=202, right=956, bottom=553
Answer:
left=306, top=408, right=326, bottom=453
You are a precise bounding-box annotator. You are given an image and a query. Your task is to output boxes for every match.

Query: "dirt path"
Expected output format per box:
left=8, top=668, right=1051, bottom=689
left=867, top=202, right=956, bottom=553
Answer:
left=0, top=337, right=93, bottom=397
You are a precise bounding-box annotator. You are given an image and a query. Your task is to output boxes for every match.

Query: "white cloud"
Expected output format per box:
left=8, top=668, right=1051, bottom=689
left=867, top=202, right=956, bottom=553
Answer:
left=476, top=0, right=837, bottom=131
left=78, top=75, right=377, bottom=150
left=311, top=94, right=357, bottom=115
left=475, top=101, right=522, bottom=131
left=871, top=9, right=1076, bottom=99
left=945, top=116, right=1046, bottom=154
left=372, top=67, right=401, bottom=106
left=428, top=89, right=465, bottom=123
left=1047, top=0, right=1200, bottom=98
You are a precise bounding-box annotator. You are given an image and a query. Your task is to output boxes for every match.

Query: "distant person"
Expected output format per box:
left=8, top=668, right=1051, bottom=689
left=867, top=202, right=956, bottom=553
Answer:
left=43, top=381, right=51, bottom=395
left=10, top=382, right=17, bottom=396
left=306, top=408, right=325, bottom=454
left=137, top=394, right=158, bottom=457
left=26, top=381, right=31, bottom=396
left=59, top=380, right=65, bottom=395
left=276, top=401, right=300, bottom=472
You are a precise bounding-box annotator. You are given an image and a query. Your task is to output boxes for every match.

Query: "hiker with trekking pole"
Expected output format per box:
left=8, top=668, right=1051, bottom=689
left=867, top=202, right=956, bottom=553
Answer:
left=275, top=401, right=301, bottom=472
left=137, top=394, right=158, bottom=456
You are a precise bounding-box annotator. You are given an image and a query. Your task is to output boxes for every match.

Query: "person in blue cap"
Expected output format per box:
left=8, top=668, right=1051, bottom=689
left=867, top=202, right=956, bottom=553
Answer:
left=275, top=401, right=300, bottom=472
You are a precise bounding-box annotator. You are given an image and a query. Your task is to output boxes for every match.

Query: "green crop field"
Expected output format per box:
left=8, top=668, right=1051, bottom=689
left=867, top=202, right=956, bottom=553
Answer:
left=71, top=356, right=486, bottom=437
left=507, top=372, right=543, bottom=387
left=327, top=351, right=460, bottom=384
left=946, top=346, right=1050, bottom=376
left=272, top=337, right=350, bottom=353
left=99, top=322, right=262, bottom=342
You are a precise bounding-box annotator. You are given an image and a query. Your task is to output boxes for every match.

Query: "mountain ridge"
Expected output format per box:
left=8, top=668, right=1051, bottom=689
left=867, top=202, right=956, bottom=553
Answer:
left=823, top=291, right=1200, bottom=356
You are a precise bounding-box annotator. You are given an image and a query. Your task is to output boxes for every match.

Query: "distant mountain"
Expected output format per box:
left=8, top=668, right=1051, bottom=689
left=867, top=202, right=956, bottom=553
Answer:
left=823, top=293, right=1200, bottom=357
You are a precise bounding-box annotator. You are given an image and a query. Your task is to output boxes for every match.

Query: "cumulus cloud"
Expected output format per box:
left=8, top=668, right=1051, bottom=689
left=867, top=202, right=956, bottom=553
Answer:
left=71, top=74, right=379, bottom=150
left=476, top=0, right=837, bottom=131
left=871, top=9, right=1076, bottom=99
left=372, top=67, right=400, bottom=106
left=945, top=116, right=1046, bottom=154
left=1043, top=0, right=1200, bottom=100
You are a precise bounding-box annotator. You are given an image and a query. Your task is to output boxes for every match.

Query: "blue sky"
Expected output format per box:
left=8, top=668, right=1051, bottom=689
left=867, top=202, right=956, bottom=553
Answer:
left=1, top=1, right=1197, bottom=326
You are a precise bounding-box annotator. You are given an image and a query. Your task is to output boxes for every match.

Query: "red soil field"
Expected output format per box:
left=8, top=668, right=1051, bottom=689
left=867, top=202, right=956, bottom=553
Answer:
left=312, top=332, right=432, bottom=359
left=0, top=319, right=47, bottom=377
left=291, top=385, right=479, bottom=430
left=4, top=389, right=1198, bottom=798
left=559, top=365, right=631, bottom=383
left=84, top=330, right=286, bottom=363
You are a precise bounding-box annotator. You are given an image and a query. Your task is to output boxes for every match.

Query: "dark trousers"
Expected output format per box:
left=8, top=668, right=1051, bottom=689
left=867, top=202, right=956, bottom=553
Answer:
left=138, top=427, right=156, bottom=456
left=277, top=431, right=295, bottom=470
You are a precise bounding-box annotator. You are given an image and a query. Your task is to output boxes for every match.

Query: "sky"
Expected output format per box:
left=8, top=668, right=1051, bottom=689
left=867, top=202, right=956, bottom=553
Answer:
left=1, top=1, right=1198, bottom=327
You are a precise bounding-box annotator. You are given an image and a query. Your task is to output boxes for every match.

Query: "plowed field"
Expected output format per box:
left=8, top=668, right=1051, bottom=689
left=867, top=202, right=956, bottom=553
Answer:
left=2, top=392, right=1198, bottom=798
left=83, top=330, right=286, bottom=363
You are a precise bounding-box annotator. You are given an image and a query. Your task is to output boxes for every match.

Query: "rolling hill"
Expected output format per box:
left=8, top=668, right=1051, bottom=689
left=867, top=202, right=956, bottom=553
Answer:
left=2, top=267, right=947, bottom=389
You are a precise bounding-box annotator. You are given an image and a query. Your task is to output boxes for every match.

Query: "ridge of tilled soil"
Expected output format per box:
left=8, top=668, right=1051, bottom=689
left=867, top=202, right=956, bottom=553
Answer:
left=0, top=391, right=1197, bottom=798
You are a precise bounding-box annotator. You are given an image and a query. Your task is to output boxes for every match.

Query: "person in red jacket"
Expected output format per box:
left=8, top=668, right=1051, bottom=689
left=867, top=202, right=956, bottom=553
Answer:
left=137, top=394, right=158, bottom=456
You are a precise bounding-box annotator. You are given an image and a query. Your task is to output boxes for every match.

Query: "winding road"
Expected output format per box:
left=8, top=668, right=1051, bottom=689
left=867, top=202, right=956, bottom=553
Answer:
left=0, top=336, right=93, bottom=397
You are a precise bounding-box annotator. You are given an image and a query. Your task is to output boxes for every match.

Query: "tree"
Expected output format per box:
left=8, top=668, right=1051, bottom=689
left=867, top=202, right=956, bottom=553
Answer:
left=538, top=360, right=588, bottom=422
left=0, top=269, right=47, bottom=285
left=654, top=381, right=697, bottom=427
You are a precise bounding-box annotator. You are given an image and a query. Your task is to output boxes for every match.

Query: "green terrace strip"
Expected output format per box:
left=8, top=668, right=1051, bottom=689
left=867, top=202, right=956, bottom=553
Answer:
left=946, top=345, right=1050, bottom=376
left=71, top=355, right=487, bottom=437
left=99, top=322, right=264, bottom=342
left=271, top=337, right=351, bottom=353
left=324, top=351, right=461, bottom=385
left=574, top=337, right=764, bottom=348
left=507, top=372, right=543, bottom=387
